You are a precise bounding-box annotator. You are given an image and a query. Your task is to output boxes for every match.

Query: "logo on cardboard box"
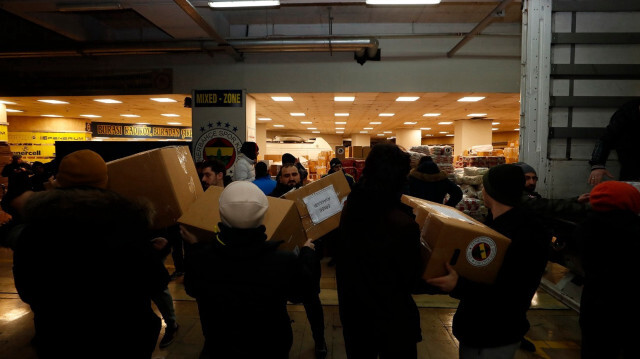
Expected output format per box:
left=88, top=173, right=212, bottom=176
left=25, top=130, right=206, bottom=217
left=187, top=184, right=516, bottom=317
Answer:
left=466, top=236, right=497, bottom=267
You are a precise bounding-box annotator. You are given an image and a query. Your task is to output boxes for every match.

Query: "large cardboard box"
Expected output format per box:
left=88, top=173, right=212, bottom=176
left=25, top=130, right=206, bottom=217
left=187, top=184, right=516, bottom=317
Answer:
left=282, top=171, right=351, bottom=241
left=402, top=195, right=511, bottom=284
left=178, top=186, right=308, bottom=251
left=350, top=146, right=363, bottom=159
left=335, top=146, right=346, bottom=160
left=107, top=146, right=203, bottom=229
left=362, top=146, right=371, bottom=159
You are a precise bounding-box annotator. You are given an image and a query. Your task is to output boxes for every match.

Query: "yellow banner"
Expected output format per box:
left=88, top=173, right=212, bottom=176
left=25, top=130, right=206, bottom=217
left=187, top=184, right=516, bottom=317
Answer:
left=8, top=131, right=91, bottom=162
left=0, top=124, right=8, bottom=142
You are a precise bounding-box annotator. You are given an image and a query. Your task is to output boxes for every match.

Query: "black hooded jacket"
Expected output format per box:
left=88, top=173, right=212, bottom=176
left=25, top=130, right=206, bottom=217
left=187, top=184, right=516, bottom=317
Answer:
left=184, top=223, right=317, bottom=358
left=408, top=161, right=462, bottom=207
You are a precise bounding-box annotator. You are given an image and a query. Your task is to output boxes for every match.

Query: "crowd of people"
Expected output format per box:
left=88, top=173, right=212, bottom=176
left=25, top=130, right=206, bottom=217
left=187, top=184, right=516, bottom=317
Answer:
left=0, top=135, right=637, bottom=359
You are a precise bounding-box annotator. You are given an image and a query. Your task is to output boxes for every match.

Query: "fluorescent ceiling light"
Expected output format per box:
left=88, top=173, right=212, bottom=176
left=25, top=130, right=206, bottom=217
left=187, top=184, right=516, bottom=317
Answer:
left=209, top=1, right=280, bottom=8
left=396, top=96, right=420, bottom=102
left=5, top=109, right=22, bottom=113
left=273, top=124, right=284, bottom=127
left=335, top=128, right=345, bottom=130
left=379, top=113, right=394, bottom=117
left=492, top=122, right=500, bottom=125
left=307, top=127, right=317, bottom=130
left=94, top=99, right=122, bottom=104
left=370, top=122, right=382, bottom=125
left=377, top=134, right=385, bottom=136
left=420, top=127, right=431, bottom=130
left=364, top=127, right=374, bottom=130
left=312, top=131, right=320, bottom=134
left=423, top=113, right=440, bottom=117
left=258, top=117, right=272, bottom=121
left=458, top=96, right=485, bottom=102
left=161, top=114, right=180, bottom=117
left=439, top=131, right=448, bottom=134
left=425, top=134, right=433, bottom=137
left=135, top=122, right=150, bottom=125
left=366, top=0, right=441, bottom=4
left=404, top=122, right=417, bottom=125
left=335, top=121, right=347, bottom=125
left=300, top=121, right=312, bottom=124
left=336, top=131, right=344, bottom=134
left=290, top=113, right=305, bottom=116
left=492, top=128, right=499, bottom=131
left=446, top=134, right=454, bottom=137
left=150, top=98, right=177, bottom=103
left=468, top=113, right=487, bottom=117
left=438, top=121, right=453, bottom=125
left=0, top=100, right=16, bottom=105
left=41, top=114, right=63, bottom=117
left=271, top=96, right=293, bottom=102
left=121, top=114, right=140, bottom=118
left=80, top=114, right=101, bottom=118
left=335, top=113, right=349, bottom=116
left=167, top=122, right=182, bottom=125
left=38, top=99, right=68, bottom=104
left=514, top=128, right=520, bottom=131
left=384, top=131, right=392, bottom=133
left=334, top=96, right=355, bottom=102
left=360, top=131, right=369, bottom=134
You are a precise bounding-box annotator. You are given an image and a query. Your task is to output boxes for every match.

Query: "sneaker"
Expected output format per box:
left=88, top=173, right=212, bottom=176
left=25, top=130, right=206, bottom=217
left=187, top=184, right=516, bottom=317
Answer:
left=169, top=271, right=184, bottom=281
left=159, top=324, right=179, bottom=349
left=314, top=342, right=327, bottom=359
left=520, top=337, right=536, bottom=352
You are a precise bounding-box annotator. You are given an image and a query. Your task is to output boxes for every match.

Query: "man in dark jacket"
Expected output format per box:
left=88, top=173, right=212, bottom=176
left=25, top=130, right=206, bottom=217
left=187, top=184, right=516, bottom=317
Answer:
left=325, top=158, right=355, bottom=188
left=338, top=143, right=426, bottom=358
left=12, top=150, right=169, bottom=359
left=574, top=181, right=640, bottom=359
left=588, top=98, right=640, bottom=185
left=428, top=164, right=551, bottom=359
left=408, top=156, right=462, bottom=207
left=181, top=181, right=318, bottom=359
left=270, top=163, right=303, bottom=197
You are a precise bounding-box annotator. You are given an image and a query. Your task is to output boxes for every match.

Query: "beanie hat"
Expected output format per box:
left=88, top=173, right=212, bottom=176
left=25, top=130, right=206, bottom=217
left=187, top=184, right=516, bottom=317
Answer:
left=514, top=162, right=536, bottom=175
left=482, top=164, right=525, bottom=206
left=330, top=158, right=342, bottom=168
left=55, top=150, right=108, bottom=189
left=590, top=181, right=640, bottom=214
left=240, top=141, right=258, bottom=161
left=219, top=181, right=269, bottom=229
left=417, top=159, right=440, bottom=175
left=282, top=153, right=296, bottom=165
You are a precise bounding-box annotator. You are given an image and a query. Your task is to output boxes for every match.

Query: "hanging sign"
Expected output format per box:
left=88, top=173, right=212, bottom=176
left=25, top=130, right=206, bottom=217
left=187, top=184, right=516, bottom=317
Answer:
left=90, top=122, right=192, bottom=140
left=193, top=90, right=243, bottom=107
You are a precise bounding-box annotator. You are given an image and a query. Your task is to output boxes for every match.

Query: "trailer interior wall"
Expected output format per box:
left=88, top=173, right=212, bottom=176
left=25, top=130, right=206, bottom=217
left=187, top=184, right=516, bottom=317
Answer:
left=521, top=0, right=640, bottom=198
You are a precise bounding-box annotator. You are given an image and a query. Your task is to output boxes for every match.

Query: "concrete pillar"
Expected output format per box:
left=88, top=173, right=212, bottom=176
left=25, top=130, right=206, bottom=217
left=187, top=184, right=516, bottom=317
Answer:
left=256, top=123, right=267, bottom=160
left=246, top=95, right=256, bottom=142
left=453, top=119, right=492, bottom=157
left=352, top=133, right=370, bottom=147
left=396, top=129, right=421, bottom=150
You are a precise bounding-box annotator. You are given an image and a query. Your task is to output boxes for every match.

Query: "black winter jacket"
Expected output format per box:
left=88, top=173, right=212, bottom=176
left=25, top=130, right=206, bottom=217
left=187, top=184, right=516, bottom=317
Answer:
left=13, top=187, right=168, bottom=359
left=590, top=99, right=640, bottom=180
left=450, top=207, right=550, bottom=348
left=408, top=169, right=462, bottom=207
left=184, top=223, right=317, bottom=359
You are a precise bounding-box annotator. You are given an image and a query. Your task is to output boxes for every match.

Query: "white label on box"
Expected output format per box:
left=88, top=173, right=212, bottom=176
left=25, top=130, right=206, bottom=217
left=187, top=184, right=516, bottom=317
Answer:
left=303, top=184, right=342, bottom=225
left=427, top=204, right=476, bottom=225
left=466, top=236, right=497, bottom=267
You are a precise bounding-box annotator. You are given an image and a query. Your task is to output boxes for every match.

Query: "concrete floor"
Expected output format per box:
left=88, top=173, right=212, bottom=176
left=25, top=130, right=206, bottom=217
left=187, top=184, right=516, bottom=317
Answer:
left=0, top=247, right=581, bottom=359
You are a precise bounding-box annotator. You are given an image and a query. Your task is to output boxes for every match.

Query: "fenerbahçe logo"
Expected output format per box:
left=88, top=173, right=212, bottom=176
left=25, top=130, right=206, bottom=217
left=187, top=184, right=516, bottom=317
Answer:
left=194, top=128, right=243, bottom=172
left=466, top=236, right=497, bottom=267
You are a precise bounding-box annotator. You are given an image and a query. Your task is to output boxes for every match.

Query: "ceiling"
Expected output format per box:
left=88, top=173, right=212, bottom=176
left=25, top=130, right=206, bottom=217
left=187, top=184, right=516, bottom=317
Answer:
left=1, top=92, right=520, bottom=137
left=0, top=0, right=522, bottom=137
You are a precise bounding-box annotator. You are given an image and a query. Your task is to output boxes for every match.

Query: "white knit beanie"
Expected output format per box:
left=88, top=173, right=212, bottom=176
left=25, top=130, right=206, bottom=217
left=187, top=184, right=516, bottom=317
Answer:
left=219, top=181, right=269, bottom=229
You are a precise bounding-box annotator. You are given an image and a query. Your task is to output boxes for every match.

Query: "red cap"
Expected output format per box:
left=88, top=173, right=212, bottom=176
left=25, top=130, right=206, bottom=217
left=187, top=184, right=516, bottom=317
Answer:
left=590, top=181, right=640, bottom=214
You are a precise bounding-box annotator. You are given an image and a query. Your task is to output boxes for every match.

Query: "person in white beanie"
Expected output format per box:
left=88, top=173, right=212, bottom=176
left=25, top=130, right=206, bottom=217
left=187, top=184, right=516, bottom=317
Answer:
left=180, top=181, right=318, bottom=359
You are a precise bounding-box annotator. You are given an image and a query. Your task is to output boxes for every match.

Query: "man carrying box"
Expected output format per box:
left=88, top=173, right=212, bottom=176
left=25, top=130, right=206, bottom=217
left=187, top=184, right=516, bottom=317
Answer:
left=428, top=164, right=551, bottom=359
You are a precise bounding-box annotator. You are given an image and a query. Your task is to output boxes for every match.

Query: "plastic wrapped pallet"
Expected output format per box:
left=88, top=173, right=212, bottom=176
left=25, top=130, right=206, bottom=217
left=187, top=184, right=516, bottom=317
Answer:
left=409, top=145, right=431, bottom=155
left=408, top=151, right=426, bottom=168
left=454, top=169, right=465, bottom=185
left=460, top=184, right=478, bottom=199
left=463, top=166, right=489, bottom=176
left=462, top=175, right=484, bottom=186
left=439, top=163, right=455, bottom=175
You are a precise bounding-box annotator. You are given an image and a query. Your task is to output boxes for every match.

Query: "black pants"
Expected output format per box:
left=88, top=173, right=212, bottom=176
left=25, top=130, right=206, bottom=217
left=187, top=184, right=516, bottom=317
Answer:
left=303, top=293, right=325, bottom=346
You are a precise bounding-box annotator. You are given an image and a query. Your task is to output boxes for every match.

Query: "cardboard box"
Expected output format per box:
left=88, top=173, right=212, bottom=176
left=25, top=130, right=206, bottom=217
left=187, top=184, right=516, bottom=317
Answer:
left=350, top=146, right=363, bottom=159
left=178, top=186, right=308, bottom=251
left=362, top=146, right=371, bottom=159
left=107, top=146, right=203, bottom=229
left=335, top=146, right=346, bottom=160
left=402, top=195, right=511, bottom=284
left=283, top=171, right=351, bottom=241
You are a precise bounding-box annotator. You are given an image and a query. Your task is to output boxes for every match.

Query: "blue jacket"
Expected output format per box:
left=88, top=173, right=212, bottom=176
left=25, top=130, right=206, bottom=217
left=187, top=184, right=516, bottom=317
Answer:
left=253, top=176, right=277, bottom=195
